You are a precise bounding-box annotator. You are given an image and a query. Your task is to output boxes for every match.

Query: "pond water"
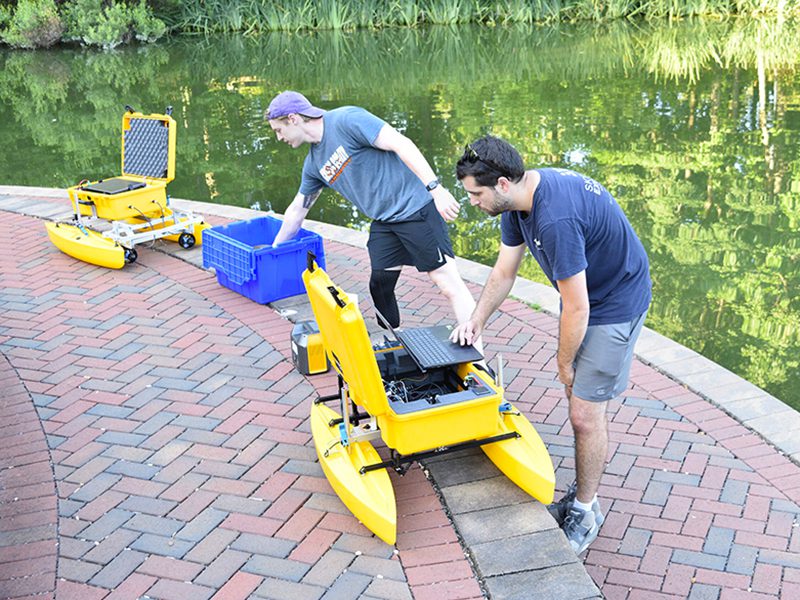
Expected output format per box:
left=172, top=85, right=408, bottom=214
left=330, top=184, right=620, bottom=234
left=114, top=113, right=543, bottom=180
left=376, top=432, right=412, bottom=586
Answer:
left=1, top=19, right=798, bottom=410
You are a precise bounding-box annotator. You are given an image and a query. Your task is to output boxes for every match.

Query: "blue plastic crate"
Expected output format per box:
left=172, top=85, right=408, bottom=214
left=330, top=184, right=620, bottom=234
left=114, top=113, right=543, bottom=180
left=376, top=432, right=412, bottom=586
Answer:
left=202, top=215, right=325, bottom=304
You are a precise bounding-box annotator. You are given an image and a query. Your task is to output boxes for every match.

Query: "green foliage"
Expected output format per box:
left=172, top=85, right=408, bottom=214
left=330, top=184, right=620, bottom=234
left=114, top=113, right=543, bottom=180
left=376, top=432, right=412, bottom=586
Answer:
left=166, top=0, right=800, bottom=33
left=480, top=0, right=561, bottom=25
left=422, top=0, right=472, bottom=24
left=62, top=0, right=165, bottom=48
left=130, top=1, right=167, bottom=40
left=317, top=0, right=354, bottom=30
left=146, top=0, right=181, bottom=27
left=1, top=0, right=63, bottom=48
left=389, top=0, right=422, bottom=26
left=257, top=1, right=316, bottom=32
left=351, top=0, right=381, bottom=28
left=562, top=0, right=639, bottom=21
left=0, top=5, right=13, bottom=31
left=4, top=0, right=800, bottom=43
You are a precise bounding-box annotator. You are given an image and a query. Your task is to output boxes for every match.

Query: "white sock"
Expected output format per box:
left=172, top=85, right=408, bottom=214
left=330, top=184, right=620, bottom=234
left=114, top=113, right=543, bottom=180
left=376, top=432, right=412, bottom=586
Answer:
left=573, top=496, right=596, bottom=513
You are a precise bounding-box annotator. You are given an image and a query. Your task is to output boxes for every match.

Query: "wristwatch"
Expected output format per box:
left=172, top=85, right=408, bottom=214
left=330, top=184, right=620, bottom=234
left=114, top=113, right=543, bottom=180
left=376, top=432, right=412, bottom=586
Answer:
left=425, top=178, right=440, bottom=192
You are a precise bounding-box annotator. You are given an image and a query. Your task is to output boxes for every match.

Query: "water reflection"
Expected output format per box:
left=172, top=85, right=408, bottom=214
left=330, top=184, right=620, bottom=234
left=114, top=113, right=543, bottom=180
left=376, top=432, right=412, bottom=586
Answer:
left=0, top=19, right=798, bottom=408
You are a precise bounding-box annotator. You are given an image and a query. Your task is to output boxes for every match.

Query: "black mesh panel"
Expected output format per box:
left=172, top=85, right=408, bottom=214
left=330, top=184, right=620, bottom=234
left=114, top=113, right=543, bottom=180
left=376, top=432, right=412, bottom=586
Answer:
left=123, top=118, right=169, bottom=178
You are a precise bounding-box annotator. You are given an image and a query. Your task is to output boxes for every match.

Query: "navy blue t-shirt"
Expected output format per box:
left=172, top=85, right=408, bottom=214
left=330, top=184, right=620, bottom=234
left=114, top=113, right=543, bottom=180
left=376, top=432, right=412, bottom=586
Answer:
left=501, top=168, right=651, bottom=325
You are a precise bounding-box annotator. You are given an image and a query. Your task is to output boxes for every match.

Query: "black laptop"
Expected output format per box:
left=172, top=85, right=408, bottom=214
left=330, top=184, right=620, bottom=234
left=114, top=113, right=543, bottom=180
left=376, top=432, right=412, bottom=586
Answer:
left=81, top=177, right=147, bottom=195
left=375, top=308, right=483, bottom=371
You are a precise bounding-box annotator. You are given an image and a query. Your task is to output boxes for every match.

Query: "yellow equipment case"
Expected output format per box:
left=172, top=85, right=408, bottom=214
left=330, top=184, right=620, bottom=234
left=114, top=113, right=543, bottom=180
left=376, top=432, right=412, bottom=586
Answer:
left=303, top=257, right=555, bottom=545
left=71, top=108, right=177, bottom=221
left=46, top=106, right=208, bottom=268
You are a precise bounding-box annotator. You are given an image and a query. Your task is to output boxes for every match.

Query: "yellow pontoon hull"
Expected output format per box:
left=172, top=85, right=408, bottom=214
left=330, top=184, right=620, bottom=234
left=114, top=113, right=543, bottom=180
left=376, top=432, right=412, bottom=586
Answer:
left=310, top=402, right=397, bottom=545
left=45, top=222, right=125, bottom=269
left=482, top=407, right=556, bottom=505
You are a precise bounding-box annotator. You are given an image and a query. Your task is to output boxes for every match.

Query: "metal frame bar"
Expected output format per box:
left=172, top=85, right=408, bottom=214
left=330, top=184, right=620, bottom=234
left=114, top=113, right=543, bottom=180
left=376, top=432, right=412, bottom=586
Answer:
left=66, top=200, right=202, bottom=250
left=103, top=208, right=202, bottom=246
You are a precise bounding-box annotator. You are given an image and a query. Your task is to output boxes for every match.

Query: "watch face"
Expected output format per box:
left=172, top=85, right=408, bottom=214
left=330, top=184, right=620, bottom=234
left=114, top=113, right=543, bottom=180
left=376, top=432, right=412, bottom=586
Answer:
left=426, top=179, right=439, bottom=191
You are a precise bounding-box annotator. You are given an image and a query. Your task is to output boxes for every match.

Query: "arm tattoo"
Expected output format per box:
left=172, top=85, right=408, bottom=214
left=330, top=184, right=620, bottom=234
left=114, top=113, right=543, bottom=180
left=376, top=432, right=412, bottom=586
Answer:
left=303, top=190, right=322, bottom=209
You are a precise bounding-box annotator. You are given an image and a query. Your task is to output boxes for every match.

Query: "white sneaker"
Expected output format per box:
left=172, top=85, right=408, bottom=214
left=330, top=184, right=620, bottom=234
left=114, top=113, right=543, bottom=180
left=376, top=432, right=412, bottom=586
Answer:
left=547, top=482, right=605, bottom=528
left=563, top=504, right=601, bottom=555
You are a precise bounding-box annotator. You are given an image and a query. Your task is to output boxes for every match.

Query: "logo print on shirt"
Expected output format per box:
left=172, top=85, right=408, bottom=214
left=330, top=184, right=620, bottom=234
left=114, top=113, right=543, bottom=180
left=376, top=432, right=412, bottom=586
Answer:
left=320, top=145, right=351, bottom=184
left=583, top=176, right=602, bottom=196
left=533, top=238, right=542, bottom=250
left=554, top=168, right=602, bottom=196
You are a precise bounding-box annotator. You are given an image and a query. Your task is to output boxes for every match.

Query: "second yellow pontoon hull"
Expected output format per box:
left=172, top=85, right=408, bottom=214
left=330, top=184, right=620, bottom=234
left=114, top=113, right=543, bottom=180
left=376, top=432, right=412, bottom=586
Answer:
left=45, top=222, right=126, bottom=269
left=482, top=407, right=556, bottom=505
left=310, top=402, right=397, bottom=545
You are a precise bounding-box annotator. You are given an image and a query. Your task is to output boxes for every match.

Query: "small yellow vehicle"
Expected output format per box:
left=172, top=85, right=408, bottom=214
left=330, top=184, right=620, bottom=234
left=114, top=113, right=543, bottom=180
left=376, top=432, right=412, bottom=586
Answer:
left=303, top=257, right=555, bottom=545
left=46, top=106, right=208, bottom=268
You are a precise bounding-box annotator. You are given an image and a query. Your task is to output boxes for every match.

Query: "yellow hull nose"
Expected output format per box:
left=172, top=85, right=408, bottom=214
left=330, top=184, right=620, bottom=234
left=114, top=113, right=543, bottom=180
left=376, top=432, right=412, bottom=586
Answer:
left=310, top=402, right=397, bottom=545
left=45, top=221, right=126, bottom=269
left=481, top=408, right=556, bottom=505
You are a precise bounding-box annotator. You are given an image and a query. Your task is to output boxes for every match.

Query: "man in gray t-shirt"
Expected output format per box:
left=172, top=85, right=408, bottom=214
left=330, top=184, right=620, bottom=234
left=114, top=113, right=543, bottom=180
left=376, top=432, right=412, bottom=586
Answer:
left=299, top=106, right=429, bottom=222
left=267, top=91, right=478, bottom=338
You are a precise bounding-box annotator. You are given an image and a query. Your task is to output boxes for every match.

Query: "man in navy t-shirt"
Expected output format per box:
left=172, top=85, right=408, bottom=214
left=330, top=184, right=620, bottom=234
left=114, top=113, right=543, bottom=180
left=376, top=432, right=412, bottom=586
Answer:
left=454, top=135, right=651, bottom=555
left=265, top=91, right=478, bottom=343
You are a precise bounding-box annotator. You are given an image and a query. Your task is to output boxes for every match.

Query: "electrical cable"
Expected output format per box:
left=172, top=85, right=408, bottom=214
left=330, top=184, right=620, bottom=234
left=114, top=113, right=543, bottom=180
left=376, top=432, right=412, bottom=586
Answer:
left=130, top=205, right=157, bottom=247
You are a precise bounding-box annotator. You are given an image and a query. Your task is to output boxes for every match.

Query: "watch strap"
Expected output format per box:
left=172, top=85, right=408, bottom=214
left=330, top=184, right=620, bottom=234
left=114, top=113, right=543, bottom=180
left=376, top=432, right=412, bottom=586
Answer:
left=425, top=178, right=440, bottom=192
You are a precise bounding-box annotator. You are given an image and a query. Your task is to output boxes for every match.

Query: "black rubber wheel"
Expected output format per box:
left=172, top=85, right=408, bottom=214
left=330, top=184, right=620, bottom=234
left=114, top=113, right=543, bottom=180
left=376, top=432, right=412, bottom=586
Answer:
left=178, top=233, right=196, bottom=249
left=124, top=247, right=138, bottom=264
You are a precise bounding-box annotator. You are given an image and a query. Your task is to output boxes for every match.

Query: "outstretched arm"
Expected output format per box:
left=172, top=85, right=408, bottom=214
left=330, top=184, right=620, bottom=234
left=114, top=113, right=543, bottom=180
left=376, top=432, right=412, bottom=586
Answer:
left=450, top=242, right=527, bottom=345
left=373, top=124, right=460, bottom=222
left=272, top=189, right=322, bottom=247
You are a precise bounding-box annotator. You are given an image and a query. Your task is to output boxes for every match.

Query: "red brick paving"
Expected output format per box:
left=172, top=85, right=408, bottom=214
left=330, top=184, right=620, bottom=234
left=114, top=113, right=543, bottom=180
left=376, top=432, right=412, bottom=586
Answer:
left=2, top=203, right=800, bottom=599
left=0, top=353, right=58, bottom=599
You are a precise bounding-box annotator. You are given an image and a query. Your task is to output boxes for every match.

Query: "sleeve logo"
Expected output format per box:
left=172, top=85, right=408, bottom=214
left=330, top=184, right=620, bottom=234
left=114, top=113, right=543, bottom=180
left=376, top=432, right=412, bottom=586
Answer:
left=554, top=168, right=602, bottom=196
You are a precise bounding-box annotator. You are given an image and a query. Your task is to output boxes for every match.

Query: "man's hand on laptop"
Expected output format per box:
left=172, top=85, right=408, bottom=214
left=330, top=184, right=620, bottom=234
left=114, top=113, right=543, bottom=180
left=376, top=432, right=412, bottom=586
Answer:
left=450, top=319, right=482, bottom=346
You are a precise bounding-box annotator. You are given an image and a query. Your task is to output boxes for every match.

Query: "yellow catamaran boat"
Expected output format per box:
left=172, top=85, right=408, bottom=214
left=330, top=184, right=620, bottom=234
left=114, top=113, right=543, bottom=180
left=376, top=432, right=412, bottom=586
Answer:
left=47, top=106, right=208, bottom=268
left=303, top=259, right=555, bottom=545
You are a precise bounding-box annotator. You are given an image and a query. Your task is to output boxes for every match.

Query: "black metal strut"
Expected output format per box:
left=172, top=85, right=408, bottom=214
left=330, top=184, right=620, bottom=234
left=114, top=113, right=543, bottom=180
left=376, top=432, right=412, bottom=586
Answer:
left=359, top=431, right=520, bottom=476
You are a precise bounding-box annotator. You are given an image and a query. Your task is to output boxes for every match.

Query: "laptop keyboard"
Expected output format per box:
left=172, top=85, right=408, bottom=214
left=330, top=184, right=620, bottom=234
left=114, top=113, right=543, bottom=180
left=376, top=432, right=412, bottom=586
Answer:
left=400, top=328, right=453, bottom=366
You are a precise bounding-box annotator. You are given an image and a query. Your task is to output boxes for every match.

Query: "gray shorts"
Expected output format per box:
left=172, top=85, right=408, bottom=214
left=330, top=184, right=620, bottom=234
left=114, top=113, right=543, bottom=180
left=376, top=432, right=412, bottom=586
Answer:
left=572, top=311, right=647, bottom=402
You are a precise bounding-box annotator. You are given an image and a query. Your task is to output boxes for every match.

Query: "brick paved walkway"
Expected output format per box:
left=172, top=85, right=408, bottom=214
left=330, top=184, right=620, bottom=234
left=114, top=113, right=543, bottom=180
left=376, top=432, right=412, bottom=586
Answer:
left=2, top=193, right=800, bottom=600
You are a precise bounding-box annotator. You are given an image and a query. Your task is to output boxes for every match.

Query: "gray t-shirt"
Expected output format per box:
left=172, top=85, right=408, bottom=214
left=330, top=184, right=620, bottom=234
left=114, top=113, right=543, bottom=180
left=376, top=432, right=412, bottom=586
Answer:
left=299, top=106, right=431, bottom=222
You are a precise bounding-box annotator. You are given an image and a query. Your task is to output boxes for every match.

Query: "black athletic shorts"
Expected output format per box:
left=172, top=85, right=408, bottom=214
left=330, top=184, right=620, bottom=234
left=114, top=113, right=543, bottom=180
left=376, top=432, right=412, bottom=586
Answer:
left=367, top=201, right=455, bottom=272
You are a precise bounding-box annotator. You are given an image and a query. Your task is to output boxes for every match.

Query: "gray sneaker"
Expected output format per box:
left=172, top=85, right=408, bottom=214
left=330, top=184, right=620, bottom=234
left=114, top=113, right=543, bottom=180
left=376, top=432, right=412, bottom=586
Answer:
left=547, top=482, right=605, bottom=528
left=563, top=505, right=600, bottom=555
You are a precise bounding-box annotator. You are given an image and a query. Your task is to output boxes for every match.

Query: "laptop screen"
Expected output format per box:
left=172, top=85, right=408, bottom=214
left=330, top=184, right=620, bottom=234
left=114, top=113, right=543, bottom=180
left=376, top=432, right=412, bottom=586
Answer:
left=374, top=307, right=483, bottom=371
